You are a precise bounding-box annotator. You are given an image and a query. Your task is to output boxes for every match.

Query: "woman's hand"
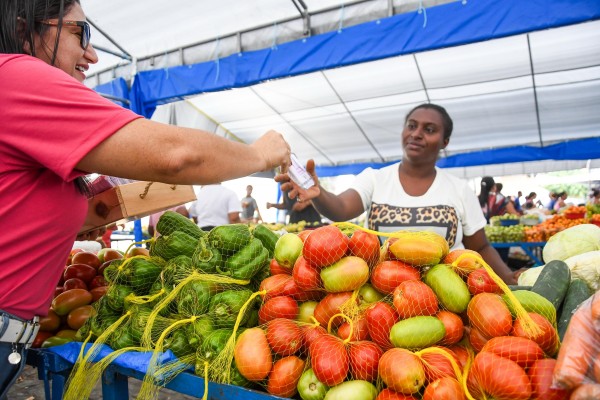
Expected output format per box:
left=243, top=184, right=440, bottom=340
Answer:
left=252, top=130, right=292, bottom=172
left=275, top=159, right=320, bottom=202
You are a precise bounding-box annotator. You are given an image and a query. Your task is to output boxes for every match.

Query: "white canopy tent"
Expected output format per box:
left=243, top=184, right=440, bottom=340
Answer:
left=82, top=0, right=600, bottom=179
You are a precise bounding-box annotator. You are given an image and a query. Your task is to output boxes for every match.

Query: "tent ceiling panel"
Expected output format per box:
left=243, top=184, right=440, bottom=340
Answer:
left=427, top=76, right=533, bottom=101
left=187, top=88, right=275, bottom=121
left=537, top=80, right=600, bottom=140
left=345, top=92, right=429, bottom=112
left=251, top=73, right=341, bottom=113
left=536, top=66, right=600, bottom=87
left=530, top=21, right=600, bottom=73
left=280, top=105, right=348, bottom=123
left=322, top=56, right=423, bottom=102
left=415, top=36, right=531, bottom=88
left=442, top=91, right=540, bottom=150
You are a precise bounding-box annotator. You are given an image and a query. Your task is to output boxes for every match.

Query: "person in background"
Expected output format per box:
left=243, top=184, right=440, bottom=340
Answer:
left=478, top=176, right=496, bottom=221
left=512, top=190, right=523, bottom=213
left=267, top=193, right=322, bottom=225
left=276, top=103, right=519, bottom=285
left=240, top=185, right=262, bottom=223
left=0, top=1, right=291, bottom=396
left=188, top=184, right=242, bottom=231
left=523, top=192, right=538, bottom=210
left=546, top=192, right=558, bottom=211
left=589, top=188, right=600, bottom=206
left=554, top=191, right=568, bottom=212
left=147, top=206, right=189, bottom=237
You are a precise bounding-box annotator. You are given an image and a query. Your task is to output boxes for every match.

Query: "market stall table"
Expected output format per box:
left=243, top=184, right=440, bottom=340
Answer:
left=26, top=348, right=286, bottom=400
left=491, top=242, right=546, bottom=267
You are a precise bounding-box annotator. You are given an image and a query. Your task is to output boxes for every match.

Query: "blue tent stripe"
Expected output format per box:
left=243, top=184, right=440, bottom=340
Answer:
left=126, top=0, right=600, bottom=115
left=314, top=137, right=600, bottom=177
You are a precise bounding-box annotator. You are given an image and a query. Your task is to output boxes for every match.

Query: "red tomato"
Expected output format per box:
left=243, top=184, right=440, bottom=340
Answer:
left=370, top=260, right=420, bottom=295
left=266, top=318, right=303, bottom=357
left=303, top=225, right=349, bottom=268
left=67, top=305, right=94, bottom=330
left=348, top=340, right=383, bottom=382
left=39, top=309, right=61, bottom=332
left=266, top=356, right=305, bottom=398
left=292, top=255, right=322, bottom=291
left=259, top=274, right=297, bottom=301
left=393, top=280, right=438, bottom=319
left=337, top=317, right=370, bottom=342
left=32, top=331, right=54, bottom=348
left=310, top=334, right=349, bottom=386
left=528, top=358, right=571, bottom=400
left=258, top=296, right=298, bottom=324
left=63, top=278, right=87, bottom=291
left=313, top=291, right=354, bottom=328
left=470, top=351, right=532, bottom=400
left=436, top=311, right=464, bottom=346
left=51, top=289, right=93, bottom=316
left=379, top=348, right=425, bottom=394
left=90, top=286, right=108, bottom=302
left=442, top=249, right=484, bottom=277
left=421, top=348, right=459, bottom=382
left=71, top=251, right=101, bottom=270
left=301, top=325, right=327, bottom=352
left=88, top=275, right=108, bottom=290
left=467, top=293, right=513, bottom=338
left=294, top=289, right=325, bottom=302
left=423, top=377, right=465, bottom=400
left=447, top=345, right=469, bottom=369
left=63, top=263, right=97, bottom=284
left=297, top=229, right=312, bottom=243
left=467, top=268, right=502, bottom=295
left=269, top=258, right=291, bottom=275
left=512, top=312, right=559, bottom=356
left=376, top=388, right=417, bottom=399
left=481, top=336, right=544, bottom=369
left=365, top=301, right=399, bottom=350
left=348, top=229, right=381, bottom=267
left=66, top=248, right=83, bottom=266
left=54, top=286, right=65, bottom=298
left=468, top=326, right=490, bottom=353
left=234, top=328, right=272, bottom=381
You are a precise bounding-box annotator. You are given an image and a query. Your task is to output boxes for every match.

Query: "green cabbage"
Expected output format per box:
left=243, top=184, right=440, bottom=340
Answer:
left=564, top=250, right=600, bottom=291
left=517, top=265, right=545, bottom=286
left=542, top=224, right=600, bottom=263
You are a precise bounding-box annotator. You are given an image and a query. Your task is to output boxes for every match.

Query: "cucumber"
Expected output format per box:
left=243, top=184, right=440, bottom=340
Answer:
left=508, top=285, right=532, bottom=291
left=530, top=260, right=571, bottom=310
left=502, top=290, right=557, bottom=326
left=557, top=279, right=592, bottom=340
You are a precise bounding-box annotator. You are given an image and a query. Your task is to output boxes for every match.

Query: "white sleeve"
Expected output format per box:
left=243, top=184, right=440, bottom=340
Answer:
left=227, top=192, right=242, bottom=213
left=351, top=167, right=377, bottom=211
left=462, top=185, right=487, bottom=236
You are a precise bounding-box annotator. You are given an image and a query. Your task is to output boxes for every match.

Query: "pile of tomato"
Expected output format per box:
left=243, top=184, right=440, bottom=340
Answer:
left=232, top=224, right=569, bottom=400
left=32, top=247, right=133, bottom=348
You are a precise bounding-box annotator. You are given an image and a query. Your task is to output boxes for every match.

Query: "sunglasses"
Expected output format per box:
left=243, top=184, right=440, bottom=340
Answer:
left=38, top=20, right=91, bottom=50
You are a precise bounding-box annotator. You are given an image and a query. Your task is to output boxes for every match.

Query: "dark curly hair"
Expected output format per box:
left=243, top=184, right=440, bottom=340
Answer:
left=405, top=103, right=454, bottom=140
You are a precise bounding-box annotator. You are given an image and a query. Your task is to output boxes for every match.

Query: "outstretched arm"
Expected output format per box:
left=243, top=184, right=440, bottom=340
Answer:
left=77, top=119, right=291, bottom=185
left=275, top=159, right=364, bottom=222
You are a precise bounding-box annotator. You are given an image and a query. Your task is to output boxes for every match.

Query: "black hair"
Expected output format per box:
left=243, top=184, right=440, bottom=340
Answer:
left=0, top=0, right=80, bottom=64
left=478, top=176, right=495, bottom=207
left=1, top=0, right=90, bottom=196
left=405, top=103, right=454, bottom=140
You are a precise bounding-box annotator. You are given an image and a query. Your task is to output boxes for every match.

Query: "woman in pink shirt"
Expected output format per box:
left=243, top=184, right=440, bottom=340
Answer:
left=0, top=1, right=292, bottom=395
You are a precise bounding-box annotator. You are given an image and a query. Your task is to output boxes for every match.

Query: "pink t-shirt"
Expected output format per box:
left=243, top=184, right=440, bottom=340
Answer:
left=0, top=54, right=141, bottom=319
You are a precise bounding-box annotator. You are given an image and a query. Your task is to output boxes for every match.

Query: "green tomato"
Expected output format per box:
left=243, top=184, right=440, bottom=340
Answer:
left=323, top=380, right=378, bottom=400
left=297, top=368, right=329, bottom=400
left=274, top=233, right=304, bottom=269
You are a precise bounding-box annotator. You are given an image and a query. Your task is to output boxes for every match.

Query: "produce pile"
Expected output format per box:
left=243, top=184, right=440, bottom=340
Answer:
left=51, top=212, right=596, bottom=400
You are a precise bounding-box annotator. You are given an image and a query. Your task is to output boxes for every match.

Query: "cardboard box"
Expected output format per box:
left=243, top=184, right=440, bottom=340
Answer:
left=79, top=181, right=196, bottom=234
